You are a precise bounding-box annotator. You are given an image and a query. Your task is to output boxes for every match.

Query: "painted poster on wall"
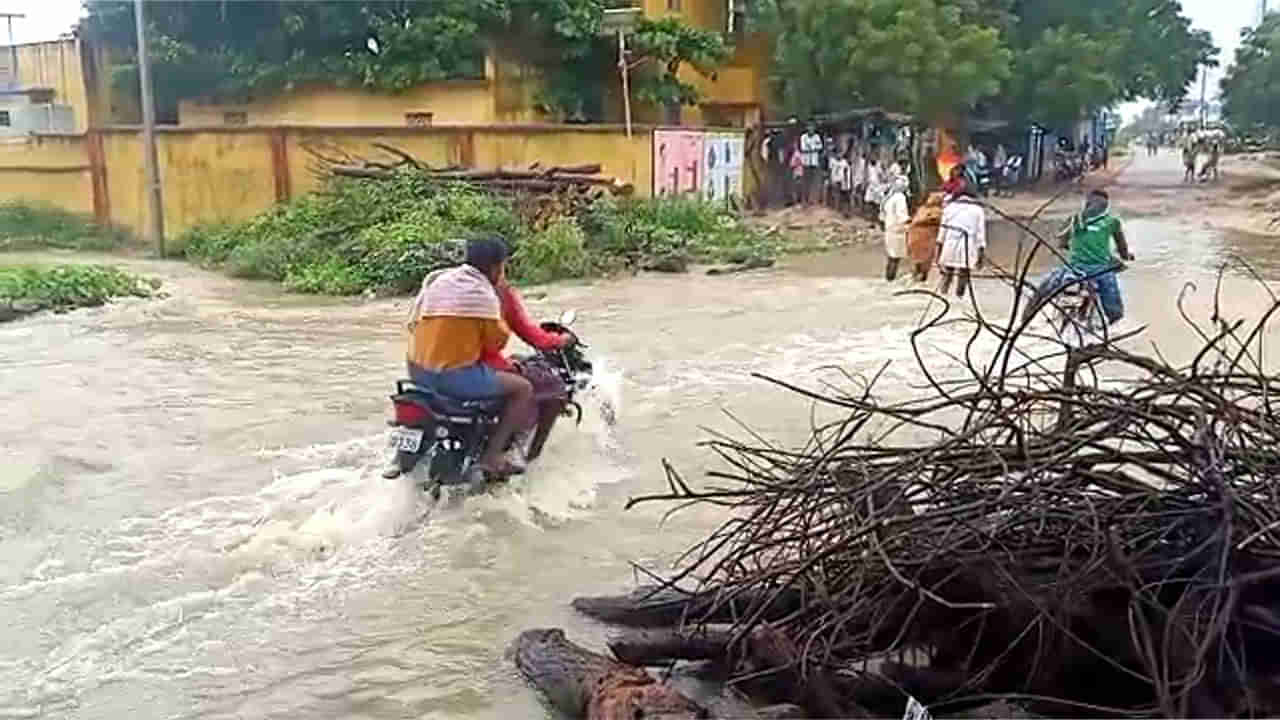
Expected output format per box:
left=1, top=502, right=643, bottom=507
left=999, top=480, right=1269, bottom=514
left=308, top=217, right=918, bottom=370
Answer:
left=701, top=132, right=744, bottom=204
left=653, top=130, right=705, bottom=196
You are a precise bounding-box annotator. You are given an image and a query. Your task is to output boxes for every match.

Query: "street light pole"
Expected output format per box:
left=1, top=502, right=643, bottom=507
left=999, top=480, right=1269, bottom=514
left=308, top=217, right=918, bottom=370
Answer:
left=134, top=0, right=165, bottom=256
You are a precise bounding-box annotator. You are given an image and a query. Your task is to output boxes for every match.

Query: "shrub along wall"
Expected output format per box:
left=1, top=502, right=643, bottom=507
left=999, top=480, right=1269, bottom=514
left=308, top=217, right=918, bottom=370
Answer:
left=181, top=172, right=776, bottom=295
left=0, top=124, right=747, bottom=249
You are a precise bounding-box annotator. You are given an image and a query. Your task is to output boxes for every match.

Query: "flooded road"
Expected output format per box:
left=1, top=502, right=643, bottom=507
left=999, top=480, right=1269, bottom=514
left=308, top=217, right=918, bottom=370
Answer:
left=3, top=152, right=1280, bottom=719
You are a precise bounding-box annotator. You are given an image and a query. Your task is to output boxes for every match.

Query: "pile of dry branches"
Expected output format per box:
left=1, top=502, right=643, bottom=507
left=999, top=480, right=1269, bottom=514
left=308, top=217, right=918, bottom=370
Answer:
left=584, top=253, right=1280, bottom=717
left=302, top=140, right=632, bottom=224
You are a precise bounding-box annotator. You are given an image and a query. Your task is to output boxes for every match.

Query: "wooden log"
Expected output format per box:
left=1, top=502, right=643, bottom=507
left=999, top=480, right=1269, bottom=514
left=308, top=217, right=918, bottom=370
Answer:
left=371, top=142, right=424, bottom=169
left=608, top=627, right=735, bottom=666
left=330, top=165, right=395, bottom=180
left=511, top=628, right=705, bottom=720
left=538, top=163, right=603, bottom=175
left=572, top=584, right=803, bottom=628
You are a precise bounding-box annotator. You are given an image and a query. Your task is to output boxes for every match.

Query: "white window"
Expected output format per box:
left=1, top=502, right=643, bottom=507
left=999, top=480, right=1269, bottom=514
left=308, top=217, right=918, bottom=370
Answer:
left=0, top=110, right=10, bottom=127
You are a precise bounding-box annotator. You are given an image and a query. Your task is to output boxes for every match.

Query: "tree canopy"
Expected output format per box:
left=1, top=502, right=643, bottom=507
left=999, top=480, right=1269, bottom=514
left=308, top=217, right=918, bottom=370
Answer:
left=80, top=0, right=728, bottom=123
left=747, top=0, right=1217, bottom=129
left=752, top=0, right=1010, bottom=123
left=1220, top=13, right=1280, bottom=131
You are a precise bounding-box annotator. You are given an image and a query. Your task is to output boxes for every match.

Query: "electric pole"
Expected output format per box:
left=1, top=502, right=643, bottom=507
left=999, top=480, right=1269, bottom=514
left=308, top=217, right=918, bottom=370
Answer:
left=134, top=0, right=165, bottom=256
left=1192, top=63, right=1203, bottom=128
left=0, top=13, right=25, bottom=87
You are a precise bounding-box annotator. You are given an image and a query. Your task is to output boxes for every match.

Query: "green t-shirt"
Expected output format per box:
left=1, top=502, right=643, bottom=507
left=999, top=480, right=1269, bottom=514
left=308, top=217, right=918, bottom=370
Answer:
left=1069, top=214, right=1121, bottom=267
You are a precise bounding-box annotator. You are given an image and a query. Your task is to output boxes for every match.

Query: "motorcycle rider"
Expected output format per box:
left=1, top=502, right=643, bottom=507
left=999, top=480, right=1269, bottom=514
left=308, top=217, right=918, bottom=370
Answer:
left=406, top=235, right=533, bottom=476
left=1025, top=189, right=1134, bottom=326
left=481, top=277, right=573, bottom=464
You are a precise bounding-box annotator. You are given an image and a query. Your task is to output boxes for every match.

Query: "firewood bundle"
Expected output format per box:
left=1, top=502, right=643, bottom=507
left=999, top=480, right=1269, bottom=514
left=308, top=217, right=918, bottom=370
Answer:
left=301, top=140, right=633, bottom=219
left=569, top=245, right=1280, bottom=718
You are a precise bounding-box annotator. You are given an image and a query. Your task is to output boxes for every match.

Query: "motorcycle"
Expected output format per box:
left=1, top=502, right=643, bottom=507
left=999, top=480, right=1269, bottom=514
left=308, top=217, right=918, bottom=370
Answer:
left=384, top=310, right=594, bottom=498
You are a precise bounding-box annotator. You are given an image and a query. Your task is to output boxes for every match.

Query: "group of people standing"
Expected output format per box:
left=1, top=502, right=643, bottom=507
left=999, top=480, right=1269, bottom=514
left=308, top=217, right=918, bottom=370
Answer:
left=1180, top=130, right=1222, bottom=184
left=790, top=122, right=907, bottom=220
left=883, top=163, right=987, bottom=299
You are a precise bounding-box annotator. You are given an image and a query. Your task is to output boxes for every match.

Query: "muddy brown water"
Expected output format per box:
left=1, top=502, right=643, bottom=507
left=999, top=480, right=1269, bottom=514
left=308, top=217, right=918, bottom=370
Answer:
left=3, top=153, right=1280, bottom=719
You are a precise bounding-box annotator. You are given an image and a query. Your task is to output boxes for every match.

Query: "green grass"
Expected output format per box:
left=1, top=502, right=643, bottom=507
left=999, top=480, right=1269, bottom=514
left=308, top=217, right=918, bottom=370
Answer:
left=0, top=264, right=158, bottom=320
left=180, top=173, right=776, bottom=296
left=0, top=202, right=133, bottom=252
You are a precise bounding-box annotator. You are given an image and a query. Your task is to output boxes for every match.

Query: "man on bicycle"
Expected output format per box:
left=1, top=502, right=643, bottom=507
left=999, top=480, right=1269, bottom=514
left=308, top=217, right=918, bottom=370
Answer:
left=1025, top=189, right=1134, bottom=325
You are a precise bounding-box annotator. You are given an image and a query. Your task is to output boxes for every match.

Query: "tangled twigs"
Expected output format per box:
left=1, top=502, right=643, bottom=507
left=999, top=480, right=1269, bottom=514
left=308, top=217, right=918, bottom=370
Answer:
left=604, top=231, right=1280, bottom=716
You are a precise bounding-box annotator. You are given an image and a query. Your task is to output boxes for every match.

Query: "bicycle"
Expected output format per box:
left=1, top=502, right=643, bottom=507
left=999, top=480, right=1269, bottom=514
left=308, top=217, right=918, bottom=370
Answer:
left=1032, top=262, right=1128, bottom=349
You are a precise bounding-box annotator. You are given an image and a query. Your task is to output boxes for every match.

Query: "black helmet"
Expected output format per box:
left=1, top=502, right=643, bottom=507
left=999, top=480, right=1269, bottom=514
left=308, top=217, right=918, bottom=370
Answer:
left=465, top=234, right=509, bottom=274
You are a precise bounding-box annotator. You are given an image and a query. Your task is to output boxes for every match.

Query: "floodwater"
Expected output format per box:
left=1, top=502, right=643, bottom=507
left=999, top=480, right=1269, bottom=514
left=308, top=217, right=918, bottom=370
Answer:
left=2, top=153, right=1279, bottom=719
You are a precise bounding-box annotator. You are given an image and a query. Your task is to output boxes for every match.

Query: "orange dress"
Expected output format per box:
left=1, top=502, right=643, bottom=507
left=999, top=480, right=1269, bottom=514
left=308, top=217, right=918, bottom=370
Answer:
left=908, top=193, right=944, bottom=266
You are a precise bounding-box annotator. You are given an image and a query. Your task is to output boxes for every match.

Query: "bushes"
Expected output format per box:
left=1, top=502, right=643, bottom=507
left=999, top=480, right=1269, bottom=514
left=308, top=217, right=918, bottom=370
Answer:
left=0, top=202, right=132, bottom=251
left=584, top=194, right=778, bottom=269
left=0, top=264, right=157, bottom=320
left=180, top=172, right=775, bottom=295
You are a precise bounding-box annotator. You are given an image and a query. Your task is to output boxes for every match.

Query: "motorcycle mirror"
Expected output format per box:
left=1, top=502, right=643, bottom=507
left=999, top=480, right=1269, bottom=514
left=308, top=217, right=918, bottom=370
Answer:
left=559, top=309, right=577, bottom=327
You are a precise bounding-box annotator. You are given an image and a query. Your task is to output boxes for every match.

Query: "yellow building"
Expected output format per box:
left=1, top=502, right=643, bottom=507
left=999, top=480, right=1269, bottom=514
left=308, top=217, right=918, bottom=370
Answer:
left=175, top=0, right=768, bottom=128
left=639, top=0, right=769, bottom=127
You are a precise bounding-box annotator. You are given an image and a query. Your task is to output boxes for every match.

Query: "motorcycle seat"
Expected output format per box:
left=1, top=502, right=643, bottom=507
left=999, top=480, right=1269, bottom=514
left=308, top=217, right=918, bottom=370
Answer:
left=394, top=380, right=503, bottom=419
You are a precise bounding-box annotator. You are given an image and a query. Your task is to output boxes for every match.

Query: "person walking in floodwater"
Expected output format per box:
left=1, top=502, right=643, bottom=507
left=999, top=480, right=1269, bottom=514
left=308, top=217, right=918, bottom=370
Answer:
left=881, top=174, right=910, bottom=282
left=908, top=192, right=944, bottom=283
left=937, top=185, right=986, bottom=299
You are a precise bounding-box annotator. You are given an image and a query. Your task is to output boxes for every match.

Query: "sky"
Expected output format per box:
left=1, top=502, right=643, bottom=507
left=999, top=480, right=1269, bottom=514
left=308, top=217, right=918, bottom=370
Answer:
left=0, top=0, right=1263, bottom=120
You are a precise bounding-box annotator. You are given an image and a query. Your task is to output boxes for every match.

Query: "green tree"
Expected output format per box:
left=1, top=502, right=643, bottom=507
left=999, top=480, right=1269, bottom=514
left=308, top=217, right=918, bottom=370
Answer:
left=1221, top=14, right=1280, bottom=130
left=989, top=0, right=1217, bottom=128
left=749, top=0, right=1216, bottom=130
left=627, top=17, right=732, bottom=122
left=79, top=0, right=724, bottom=124
left=750, top=0, right=1010, bottom=123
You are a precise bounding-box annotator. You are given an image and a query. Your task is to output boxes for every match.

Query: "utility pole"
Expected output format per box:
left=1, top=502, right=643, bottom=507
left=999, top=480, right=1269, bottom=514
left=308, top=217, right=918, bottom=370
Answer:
left=134, top=0, right=165, bottom=256
left=0, top=13, right=25, bottom=87
left=1198, top=63, right=1208, bottom=128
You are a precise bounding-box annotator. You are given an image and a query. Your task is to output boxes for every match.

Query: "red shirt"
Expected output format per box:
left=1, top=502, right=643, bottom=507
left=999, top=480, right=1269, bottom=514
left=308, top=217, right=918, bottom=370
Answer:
left=481, top=284, right=564, bottom=372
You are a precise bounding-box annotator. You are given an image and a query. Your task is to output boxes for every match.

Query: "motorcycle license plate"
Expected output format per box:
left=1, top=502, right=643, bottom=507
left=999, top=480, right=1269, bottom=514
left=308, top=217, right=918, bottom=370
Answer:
left=388, top=427, right=424, bottom=453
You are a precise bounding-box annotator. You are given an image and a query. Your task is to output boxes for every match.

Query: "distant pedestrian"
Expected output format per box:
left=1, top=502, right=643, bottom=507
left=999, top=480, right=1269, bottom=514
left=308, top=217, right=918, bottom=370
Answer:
left=881, top=174, right=911, bottom=282
left=863, top=154, right=885, bottom=221
left=937, top=185, right=986, bottom=299
left=1182, top=140, right=1197, bottom=184
left=942, top=164, right=967, bottom=201
left=829, top=151, right=850, bottom=211
left=799, top=123, right=823, bottom=205
left=850, top=150, right=868, bottom=215
left=789, top=143, right=804, bottom=204
left=1200, top=140, right=1221, bottom=182
left=993, top=143, right=1009, bottom=173
left=908, top=192, right=944, bottom=283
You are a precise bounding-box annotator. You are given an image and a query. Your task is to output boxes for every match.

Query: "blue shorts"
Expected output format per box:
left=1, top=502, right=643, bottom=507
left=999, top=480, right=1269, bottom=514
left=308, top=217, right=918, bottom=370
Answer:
left=408, top=362, right=502, bottom=400
left=1035, top=265, right=1124, bottom=323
